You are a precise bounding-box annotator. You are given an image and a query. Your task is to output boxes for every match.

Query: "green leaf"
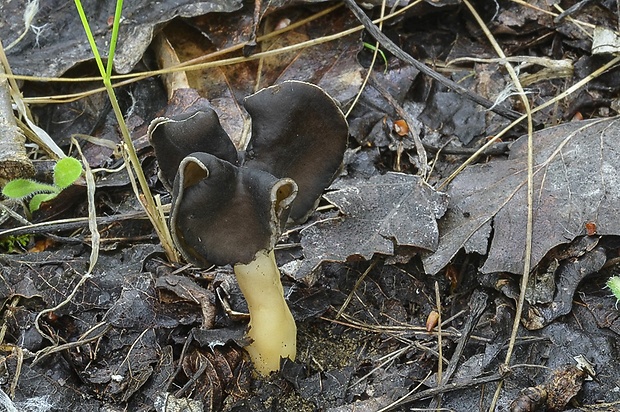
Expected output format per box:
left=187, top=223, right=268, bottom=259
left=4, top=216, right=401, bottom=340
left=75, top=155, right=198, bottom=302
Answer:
left=2, top=179, right=58, bottom=199
left=53, top=157, right=82, bottom=189
left=29, top=193, right=58, bottom=212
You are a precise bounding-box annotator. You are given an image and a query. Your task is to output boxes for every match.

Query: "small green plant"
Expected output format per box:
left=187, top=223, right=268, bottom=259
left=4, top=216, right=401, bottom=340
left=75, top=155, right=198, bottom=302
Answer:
left=607, top=276, right=620, bottom=308
left=363, top=42, right=388, bottom=72
left=72, top=0, right=178, bottom=261
left=2, top=157, right=83, bottom=212
left=0, top=234, right=31, bottom=253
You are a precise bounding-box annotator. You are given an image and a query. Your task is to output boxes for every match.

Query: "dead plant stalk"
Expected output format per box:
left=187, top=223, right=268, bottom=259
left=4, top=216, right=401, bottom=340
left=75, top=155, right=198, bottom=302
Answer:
left=9, top=1, right=424, bottom=106
left=461, top=1, right=534, bottom=409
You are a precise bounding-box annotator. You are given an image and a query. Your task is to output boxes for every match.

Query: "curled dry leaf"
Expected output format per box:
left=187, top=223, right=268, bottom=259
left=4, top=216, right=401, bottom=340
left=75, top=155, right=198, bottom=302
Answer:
left=510, top=365, right=588, bottom=412
left=179, top=346, right=248, bottom=410
left=1, top=0, right=243, bottom=76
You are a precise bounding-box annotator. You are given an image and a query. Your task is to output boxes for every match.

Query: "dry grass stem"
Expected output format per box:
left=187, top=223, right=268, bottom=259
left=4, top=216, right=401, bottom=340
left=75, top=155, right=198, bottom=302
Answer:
left=461, top=1, right=534, bottom=408
left=3, top=1, right=422, bottom=106
left=336, top=260, right=378, bottom=319
left=34, top=139, right=100, bottom=344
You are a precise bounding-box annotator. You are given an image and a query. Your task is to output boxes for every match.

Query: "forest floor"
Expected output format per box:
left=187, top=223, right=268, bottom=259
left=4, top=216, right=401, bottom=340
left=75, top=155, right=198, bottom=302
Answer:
left=1, top=1, right=620, bottom=411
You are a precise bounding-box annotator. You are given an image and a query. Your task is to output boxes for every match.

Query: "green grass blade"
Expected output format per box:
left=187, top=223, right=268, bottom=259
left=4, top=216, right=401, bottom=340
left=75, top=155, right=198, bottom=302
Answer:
left=70, top=0, right=179, bottom=262
left=106, top=0, right=124, bottom=78
left=74, top=0, right=106, bottom=77
left=363, top=42, right=388, bottom=71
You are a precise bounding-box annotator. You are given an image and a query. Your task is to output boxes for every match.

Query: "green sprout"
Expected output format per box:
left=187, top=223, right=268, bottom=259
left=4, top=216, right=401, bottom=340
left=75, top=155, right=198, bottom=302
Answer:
left=0, top=234, right=31, bottom=253
left=2, top=157, right=83, bottom=212
left=363, top=42, right=388, bottom=72
left=73, top=0, right=178, bottom=261
left=607, top=276, right=620, bottom=309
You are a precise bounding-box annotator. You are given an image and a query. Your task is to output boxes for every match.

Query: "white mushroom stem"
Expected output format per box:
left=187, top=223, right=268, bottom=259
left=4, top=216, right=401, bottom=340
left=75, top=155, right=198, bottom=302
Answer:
left=233, top=249, right=297, bottom=375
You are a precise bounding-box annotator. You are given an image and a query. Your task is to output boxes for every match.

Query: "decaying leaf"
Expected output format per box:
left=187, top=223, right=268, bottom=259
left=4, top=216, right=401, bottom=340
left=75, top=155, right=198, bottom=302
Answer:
left=592, top=26, right=620, bottom=55
left=523, top=243, right=606, bottom=330
left=509, top=364, right=588, bottom=412
left=179, top=346, right=248, bottom=410
left=423, top=117, right=620, bottom=275
left=292, top=173, right=447, bottom=283
left=155, top=274, right=216, bottom=329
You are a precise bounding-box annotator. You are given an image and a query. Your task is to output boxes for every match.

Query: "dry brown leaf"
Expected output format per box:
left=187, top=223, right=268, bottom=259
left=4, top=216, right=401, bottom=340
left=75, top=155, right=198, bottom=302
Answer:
left=293, top=173, right=447, bottom=284
left=424, top=117, right=620, bottom=275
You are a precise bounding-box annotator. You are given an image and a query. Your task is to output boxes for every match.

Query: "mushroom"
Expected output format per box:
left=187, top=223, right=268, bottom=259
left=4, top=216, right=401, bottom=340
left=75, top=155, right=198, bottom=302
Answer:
left=242, top=81, right=348, bottom=222
left=148, top=102, right=237, bottom=190
left=149, top=81, right=348, bottom=375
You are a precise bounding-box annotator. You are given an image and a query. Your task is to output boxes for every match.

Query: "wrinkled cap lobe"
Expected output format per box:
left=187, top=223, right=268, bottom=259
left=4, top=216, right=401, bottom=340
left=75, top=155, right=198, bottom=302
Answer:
left=243, top=80, right=348, bottom=222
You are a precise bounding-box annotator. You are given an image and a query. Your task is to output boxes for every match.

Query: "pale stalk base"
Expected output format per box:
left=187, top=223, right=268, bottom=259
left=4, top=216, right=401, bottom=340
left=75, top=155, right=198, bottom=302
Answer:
left=234, top=250, right=297, bottom=375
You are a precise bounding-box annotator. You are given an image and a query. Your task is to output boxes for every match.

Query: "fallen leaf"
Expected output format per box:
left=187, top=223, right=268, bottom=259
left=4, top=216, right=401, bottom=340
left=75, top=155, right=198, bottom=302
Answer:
left=2, top=0, right=243, bottom=76
left=163, top=6, right=363, bottom=144
left=523, top=244, right=606, bottom=330
left=293, top=172, right=447, bottom=283
left=423, top=117, right=620, bottom=275
left=180, top=346, right=248, bottom=409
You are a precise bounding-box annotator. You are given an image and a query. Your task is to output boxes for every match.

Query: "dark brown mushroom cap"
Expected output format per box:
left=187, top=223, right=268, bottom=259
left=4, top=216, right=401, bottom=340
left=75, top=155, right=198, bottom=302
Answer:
left=148, top=108, right=238, bottom=190
left=242, top=80, right=348, bottom=222
left=170, top=152, right=297, bottom=266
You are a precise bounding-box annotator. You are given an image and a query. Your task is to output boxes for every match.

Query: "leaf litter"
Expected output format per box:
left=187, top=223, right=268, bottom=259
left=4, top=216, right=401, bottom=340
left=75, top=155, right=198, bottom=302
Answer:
left=424, top=116, right=620, bottom=275
left=293, top=173, right=447, bottom=284
left=2, top=0, right=620, bottom=411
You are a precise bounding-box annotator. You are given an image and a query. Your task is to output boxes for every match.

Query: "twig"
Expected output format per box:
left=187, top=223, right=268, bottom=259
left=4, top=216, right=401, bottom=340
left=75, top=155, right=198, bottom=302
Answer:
left=343, top=0, right=525, bottom=122
left=554, top=0, right=593, bottom=23
left=423, top=141, right=510, bottom=156
left=336, top=260, right=379, bottom=319
left=432, top=281, right=443, bottom=408
left=0, top=210, right=148, bottom=237
left=0, top=297, right=20, bottom=349
left=323, top=313, right=491, bottom=343
left=349, top=343, right=413, bottom=389
left=381, top=372, right=502, bottom=411
left=33, top=322, right=110, bottom=364
left=428, top=289, right=488, bottom=408
left=6, top=2, right=415, bottom=105
left=9, top=346, right=23, bottom=398
left=345, top=0, right=388, bottom=119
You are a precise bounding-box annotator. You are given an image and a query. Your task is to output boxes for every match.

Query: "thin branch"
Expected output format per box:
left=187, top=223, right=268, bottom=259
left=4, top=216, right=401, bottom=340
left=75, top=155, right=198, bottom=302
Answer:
left=343, top=0, right=525, bottom=122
